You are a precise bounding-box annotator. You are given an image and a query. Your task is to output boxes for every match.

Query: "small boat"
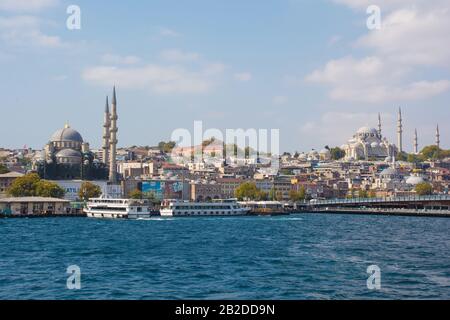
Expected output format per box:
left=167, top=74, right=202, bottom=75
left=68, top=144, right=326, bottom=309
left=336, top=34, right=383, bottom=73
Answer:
left=160, top=199, right=249, bottom=217
left=84, top=196, right=157, bottom=219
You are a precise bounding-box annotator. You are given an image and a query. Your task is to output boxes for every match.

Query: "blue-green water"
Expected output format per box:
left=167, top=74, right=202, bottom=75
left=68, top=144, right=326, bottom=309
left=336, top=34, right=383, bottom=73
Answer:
left=0, top=214, right=449, bottom=300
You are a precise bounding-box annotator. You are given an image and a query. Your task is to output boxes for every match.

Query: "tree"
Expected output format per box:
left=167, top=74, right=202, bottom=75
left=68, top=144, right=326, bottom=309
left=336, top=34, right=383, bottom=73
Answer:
left=330, top=147, right=346, bottom=160
left=289, top=189, right=306, bottom=202
left=78, top=181, right=102, bottom=201
left=419, top=145, right=450, bottom=161
left=396, top=152, right=408, bottom=162
left=415, top=182, right=433, bottom=196
left=407, top=154, right=421, bottom=164
left=235, top=182, right=259, bottom=201
left=0, top=164, right=9, bottom=174
left=35, top=180, right=65, bottom=198
left=158, top=141, right=176, bottom=153
left=358, top=189, right=368, bottom=198
left=129, top=189, right=143, bottom=199
left=7, top=173, right=41, bottom=197
left=7, top=173, right=65, bottom=198
left=269, top=187, right=276, bottom=201
left=256, top=190, right=268, bottom=201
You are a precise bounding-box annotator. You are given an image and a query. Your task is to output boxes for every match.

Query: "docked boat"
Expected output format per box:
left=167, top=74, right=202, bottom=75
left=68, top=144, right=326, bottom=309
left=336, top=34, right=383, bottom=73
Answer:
left=84, top=197, right=157, bottom=219
left=160, top=199, right=249, bottom=217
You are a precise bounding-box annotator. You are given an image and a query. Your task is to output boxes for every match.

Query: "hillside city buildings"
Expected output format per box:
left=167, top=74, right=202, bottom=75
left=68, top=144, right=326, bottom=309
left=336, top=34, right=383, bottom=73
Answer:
left=0, top=90, right=449, bottom=203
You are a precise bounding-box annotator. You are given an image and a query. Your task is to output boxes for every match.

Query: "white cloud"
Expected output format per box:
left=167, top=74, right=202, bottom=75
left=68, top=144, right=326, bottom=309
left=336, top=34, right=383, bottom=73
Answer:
left=356, top=8, right=450, bottom=67
left=101, top=54, right=141, bottom=65
left=82, top=63, right=225, bottom=94
left=0, top=0, right=58, bottom=12
left=159, top=27, right=181, bottom=37
left=234, top=72, right=252, bottom=82
left=0, top=15, right=63, bottom=48
left=160, top=49, right=200, bottom=62
left=306, top=56, right=450, bottom=103
left=305, top=1, right=450, bottom=103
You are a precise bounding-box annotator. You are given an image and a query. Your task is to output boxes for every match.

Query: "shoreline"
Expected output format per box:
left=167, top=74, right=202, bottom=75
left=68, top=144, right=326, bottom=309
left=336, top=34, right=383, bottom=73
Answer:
left=2, top=210, right=450, bottom=218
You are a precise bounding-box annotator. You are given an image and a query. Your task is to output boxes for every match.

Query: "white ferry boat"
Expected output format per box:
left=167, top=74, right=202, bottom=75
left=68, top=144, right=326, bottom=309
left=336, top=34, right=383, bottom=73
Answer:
left=84, top=197, right=156, bottom=219
left=160, top=199, right=249, bottom=217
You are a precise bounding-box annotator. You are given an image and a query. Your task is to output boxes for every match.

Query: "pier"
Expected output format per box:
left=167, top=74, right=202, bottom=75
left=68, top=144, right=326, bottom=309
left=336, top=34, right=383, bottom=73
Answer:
left=301, top=195, right=450, bottom=217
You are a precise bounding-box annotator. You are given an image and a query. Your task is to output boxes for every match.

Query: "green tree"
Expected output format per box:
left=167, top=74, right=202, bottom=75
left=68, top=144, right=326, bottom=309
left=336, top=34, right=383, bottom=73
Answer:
left=269, top=187, right=276, bottom=201
left=35, top=180, right=65, bottom=198
left=419, top=145, right=450, bottom=160
left=415, top=182, right=433, bottom=196
left=78, top=181, right=102, bottom=201
left=235, top=182, right=259, bottom=200
left=330, top=147, right=346, bottom=160
left=289, top=189, right=306, bottom=202
left=129, top=189, right=143, bottom=199
left=158, top=141, right=176, bottom=153
left=358, top=189, right=368, bottom=198
left=0, top=164, right=9, bottom=174
left=396, top=152, right=408, bottom=162
left=407, top=154, right=422, bottom=164
left=256, top=190, right=268, bottom=201
left=7, top=173, right=41, bottom=197
left=7, top=173, right=65, bottom=198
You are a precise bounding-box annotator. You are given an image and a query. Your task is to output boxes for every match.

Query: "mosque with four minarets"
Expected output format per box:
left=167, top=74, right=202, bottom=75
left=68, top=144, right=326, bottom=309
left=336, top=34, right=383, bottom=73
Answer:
left=342, top=108, right=441, bottom=161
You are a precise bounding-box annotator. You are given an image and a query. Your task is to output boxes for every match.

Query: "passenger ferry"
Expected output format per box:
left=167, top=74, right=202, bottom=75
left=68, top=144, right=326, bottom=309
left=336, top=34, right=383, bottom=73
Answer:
left=160, top=199, right=249, bottom=217
left=84, top=197, right=156, bottom=219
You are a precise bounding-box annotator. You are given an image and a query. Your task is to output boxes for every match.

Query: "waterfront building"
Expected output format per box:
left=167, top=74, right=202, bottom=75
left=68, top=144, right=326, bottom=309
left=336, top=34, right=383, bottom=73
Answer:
left=53, top=180, right=122, bottom=201
left=0, top=171, right=24, bottom=198
left=190, top=181, right=222, bottom=202
left=0, top=197, right=70, bottom=215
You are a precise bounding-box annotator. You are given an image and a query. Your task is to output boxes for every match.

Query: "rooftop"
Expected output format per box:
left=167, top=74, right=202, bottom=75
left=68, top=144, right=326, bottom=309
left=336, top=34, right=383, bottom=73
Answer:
left=0, top=197, right=69, bottom=203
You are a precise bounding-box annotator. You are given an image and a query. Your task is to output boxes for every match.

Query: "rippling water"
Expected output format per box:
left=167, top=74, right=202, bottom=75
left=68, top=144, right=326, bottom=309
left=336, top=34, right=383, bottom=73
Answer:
left=0, top=214, right=449, bottom=299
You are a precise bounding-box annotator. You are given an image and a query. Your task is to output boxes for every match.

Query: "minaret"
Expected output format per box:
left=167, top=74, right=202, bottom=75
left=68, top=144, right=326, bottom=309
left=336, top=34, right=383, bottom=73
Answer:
left=436, top=124, right=440, bottom=149
left=378, top=113, right=382, bottom=136
left=109, top=86, right=118, bottom=183
left=414, top=129, right=418, bottom=154
left=102, top=96, right=110, bottom=165
left=397, top=107, right=403, bottom=153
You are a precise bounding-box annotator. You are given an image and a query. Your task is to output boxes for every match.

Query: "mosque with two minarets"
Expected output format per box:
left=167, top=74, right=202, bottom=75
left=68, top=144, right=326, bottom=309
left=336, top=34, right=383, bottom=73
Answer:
left=33, top=87, right=119, bottom=183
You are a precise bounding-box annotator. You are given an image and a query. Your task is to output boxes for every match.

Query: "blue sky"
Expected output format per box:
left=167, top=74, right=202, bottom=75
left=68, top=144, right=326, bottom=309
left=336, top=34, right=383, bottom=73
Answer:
left=0, top=0, right=449, bottom=152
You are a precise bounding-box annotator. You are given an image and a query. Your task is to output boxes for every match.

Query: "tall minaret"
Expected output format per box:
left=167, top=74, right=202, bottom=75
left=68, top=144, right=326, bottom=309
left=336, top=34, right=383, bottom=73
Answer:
left=109, top=86, right=118, bottom=183
left=397, top=107, right=403, bottom=153
left=436, top=124, right=440, bottom=149
left=378, top=113, right=382, bottom=136
left=414, top=129, right=418, bottom=154
left=102, top=96, right=111, bottom=165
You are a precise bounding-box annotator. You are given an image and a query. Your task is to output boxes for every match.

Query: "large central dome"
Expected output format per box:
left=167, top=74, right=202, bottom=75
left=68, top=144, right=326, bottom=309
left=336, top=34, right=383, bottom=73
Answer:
left=50, top=124, right=83, bottom=143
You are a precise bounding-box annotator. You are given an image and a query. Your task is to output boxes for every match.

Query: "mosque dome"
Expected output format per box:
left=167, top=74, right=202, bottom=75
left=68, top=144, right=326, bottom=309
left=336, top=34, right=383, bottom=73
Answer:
left=55, top=149, right=82, bottom=164
left=357, top=127, right=378, bottom=135
left=50, top=124, right=83, bottom=143
left=406, top=176, right=425, bottom=185
left=380, top=168, right=398, bottom=176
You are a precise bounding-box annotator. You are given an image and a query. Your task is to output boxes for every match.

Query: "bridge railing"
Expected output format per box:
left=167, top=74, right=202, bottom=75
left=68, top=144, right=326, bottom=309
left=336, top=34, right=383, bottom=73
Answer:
left=310, top=194, right=450, bottom=206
